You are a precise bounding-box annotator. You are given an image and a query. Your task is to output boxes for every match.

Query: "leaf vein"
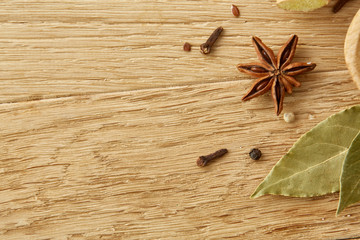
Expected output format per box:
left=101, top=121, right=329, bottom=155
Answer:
left=311, top=142, right=347, bottom=149
left=330, top=124, right=360, bottom=132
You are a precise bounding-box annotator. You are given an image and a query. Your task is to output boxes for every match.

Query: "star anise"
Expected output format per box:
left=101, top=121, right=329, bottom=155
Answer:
left=237, top=35, right=316, bottom=115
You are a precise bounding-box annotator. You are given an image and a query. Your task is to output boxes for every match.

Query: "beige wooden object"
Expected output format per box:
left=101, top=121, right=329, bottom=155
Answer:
left=345, top=9, right=360, bottom=89
left=1, top=1, right=360, bottom=239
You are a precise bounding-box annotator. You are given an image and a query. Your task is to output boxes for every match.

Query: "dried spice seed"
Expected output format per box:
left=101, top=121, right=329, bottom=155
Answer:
left=283, top=112, right=295, bottom=123
left=237, top=35, right=316, bottom=115
left=183, top=42, right=191, bottom=52
left=333, top=0, right=350, bottom=13
left=197, top=148, right=228, bottom=167
left=249, top=148, right=262, bottom=160
left=200, top=26, right=223, bottom=54
left=231, top=4, right=240, bottom=17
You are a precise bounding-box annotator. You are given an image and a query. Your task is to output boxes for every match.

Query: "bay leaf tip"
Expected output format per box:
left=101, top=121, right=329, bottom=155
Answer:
left=336, top=204, right=346, bottom=216
left=250, top=188, right=264, bottom=199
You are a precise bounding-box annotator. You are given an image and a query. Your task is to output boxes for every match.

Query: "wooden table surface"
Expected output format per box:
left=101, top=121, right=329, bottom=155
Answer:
left=1, top=1, right=360, bottom=239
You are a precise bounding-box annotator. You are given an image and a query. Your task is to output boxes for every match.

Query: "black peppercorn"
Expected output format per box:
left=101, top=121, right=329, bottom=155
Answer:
left=249, top=148, right=262, bottom=160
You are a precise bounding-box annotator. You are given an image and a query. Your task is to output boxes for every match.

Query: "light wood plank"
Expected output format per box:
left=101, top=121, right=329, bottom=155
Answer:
left=1, top=75, right=360, bottom=239
left=2, top=0, right=360, bottom=239
left=0, top=0, right=358, bottom=102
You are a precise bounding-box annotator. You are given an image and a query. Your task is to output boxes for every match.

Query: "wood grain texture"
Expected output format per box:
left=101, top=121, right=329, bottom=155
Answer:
left=1, top=0, right=360, bottom=239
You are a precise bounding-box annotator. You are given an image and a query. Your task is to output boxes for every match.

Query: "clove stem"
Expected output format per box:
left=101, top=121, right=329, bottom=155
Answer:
left=332, top=0, right=350, bottom=13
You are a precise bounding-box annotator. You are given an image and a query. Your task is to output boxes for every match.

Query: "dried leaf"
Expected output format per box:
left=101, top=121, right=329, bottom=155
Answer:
left=338, top=132, right=360, bottom=214
left=251, top=105, right=360, bottom=214
left=276, top=0, right=330, bottom=12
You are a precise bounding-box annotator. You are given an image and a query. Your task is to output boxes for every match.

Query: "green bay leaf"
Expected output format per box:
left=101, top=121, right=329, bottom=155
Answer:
left=252, top=105, right=360, bottom=199
left=337, top=131, right=360, bottom=215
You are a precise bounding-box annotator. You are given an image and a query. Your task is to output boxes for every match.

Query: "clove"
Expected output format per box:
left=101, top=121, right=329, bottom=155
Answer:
left=197, top=148, right=228, bottom=167
left=200, top=26, right=223, bottom=54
